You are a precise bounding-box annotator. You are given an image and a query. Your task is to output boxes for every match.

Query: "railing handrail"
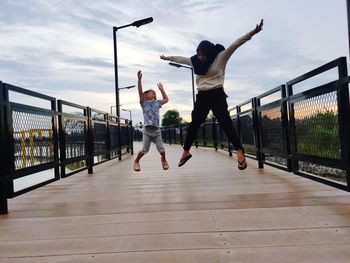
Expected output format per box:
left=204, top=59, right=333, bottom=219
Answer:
left=5, top=83, right=56, bottom=102
left=58, top=99, right=88, bottom=111
left=286, top=56, right=346, bottom=87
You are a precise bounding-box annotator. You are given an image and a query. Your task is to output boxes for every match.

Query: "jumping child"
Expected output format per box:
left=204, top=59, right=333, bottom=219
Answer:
left=133, top=70, right=169, bottom=172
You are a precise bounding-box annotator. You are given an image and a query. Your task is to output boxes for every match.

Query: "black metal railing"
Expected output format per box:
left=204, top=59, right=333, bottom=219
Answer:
left=58, top=100, right=89, bottom=177
left=0, top=83, right=133, bottom=214
left=160, top=57, right=350, bottom=192
left=2, top=57, right=349, bottom=214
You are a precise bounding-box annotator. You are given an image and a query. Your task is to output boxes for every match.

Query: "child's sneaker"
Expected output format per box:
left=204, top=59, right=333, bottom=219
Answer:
left=133, top=162, right=141, bottom=172
left=161, top=159, right=169, bottom=170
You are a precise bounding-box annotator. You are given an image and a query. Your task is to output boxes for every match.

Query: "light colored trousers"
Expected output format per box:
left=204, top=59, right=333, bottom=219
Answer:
left=141, top=126, right=165, bottom=154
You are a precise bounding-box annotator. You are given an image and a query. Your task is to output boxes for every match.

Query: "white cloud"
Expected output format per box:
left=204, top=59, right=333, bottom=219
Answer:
left=0, top=0, right=348, bottom=125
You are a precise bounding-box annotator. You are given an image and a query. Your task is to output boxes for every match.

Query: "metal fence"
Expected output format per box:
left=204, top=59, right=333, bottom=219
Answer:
left=0, top=83, right=133, bottom=214
left=160, top=57, right=350, bottom=192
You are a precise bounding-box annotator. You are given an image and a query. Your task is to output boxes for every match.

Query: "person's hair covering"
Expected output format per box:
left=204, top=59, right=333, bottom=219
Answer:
left=190, top=40, right=225, bottom=75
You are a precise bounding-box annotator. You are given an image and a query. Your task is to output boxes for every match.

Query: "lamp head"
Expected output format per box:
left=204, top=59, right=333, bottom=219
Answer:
left=119, top=85, right=136, bottom=90
left=169, top=62, right=182, bottom=68
left=132, top=17, right=153, bottom=28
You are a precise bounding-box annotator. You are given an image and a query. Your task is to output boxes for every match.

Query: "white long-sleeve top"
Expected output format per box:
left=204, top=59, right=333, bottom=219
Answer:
left=168, top=29, right=255, bottom=91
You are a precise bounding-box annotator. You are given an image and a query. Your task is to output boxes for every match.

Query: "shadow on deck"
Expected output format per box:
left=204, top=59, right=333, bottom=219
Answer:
left=1, top=142, right=350, bottom=262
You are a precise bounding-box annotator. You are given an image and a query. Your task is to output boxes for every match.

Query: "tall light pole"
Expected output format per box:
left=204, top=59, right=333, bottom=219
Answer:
left=113, top=17, right=153, bottom=119
left=113, top=17, right=152, bottom=160
left=169, top=62, right=195, bottom=107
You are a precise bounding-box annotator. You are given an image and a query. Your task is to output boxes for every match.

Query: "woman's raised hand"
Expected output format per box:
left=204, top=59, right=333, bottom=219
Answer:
left=160, top=54, right=169, bottom=61
left=254, top=19, right=264, bottom=34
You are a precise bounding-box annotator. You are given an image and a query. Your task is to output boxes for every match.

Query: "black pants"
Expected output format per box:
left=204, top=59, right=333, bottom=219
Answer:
left=183, top=88, right=243, bottom=151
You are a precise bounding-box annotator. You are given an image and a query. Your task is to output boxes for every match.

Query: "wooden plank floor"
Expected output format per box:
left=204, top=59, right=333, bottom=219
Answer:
left=1, top=142, right=350, bottom=262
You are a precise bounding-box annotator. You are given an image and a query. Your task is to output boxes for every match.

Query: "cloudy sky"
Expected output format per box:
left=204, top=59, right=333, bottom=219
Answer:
left=0, top=0, right=348, bottom=124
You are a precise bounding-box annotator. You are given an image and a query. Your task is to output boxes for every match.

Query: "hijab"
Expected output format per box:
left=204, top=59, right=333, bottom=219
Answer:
left=190, top=40, right=225, bottom=75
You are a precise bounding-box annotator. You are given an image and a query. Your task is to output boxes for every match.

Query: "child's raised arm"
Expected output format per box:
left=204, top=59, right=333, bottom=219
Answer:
left=157, top=83, right=169, bottom=105
left=137, top=70, right=143, bottom=102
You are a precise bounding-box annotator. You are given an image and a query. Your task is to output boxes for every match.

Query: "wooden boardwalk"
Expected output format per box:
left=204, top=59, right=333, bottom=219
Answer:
left=1, top=142, right=350, bottom=262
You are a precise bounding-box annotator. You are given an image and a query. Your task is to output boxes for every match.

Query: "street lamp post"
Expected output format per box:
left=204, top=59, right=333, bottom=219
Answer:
left=113, top=17, right=152, bottom=160
left=113, top=17, right=153, bottom=119
left=169, top=62, right=195, bottom=107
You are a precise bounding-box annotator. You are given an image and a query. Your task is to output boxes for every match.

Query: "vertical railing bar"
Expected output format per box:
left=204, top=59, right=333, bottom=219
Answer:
left=57, top=100, right=66, bottom=178
left=253, top=97, right=263, bottom=168
left=87, top=107, right=93, bottom=174
left=212, top=117, right=218, bottom=151
left=336, top=57, right=350, bottom=190
left=0, top=82, right=9, bottom=214
left=281, top=85, right=292, bottom=172
left=106, top=114, right=111, bottom=160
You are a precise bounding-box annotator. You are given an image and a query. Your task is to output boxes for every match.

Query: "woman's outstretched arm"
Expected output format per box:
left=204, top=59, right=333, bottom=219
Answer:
left=219, top=19, right=263, bottom=66
left=160, top=55, right=192, bottom=66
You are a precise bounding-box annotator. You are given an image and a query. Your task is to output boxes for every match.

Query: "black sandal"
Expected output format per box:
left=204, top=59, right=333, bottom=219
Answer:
left=178, top=154, right=192, bottom=167
left=238, top=158, right=247, bottom=170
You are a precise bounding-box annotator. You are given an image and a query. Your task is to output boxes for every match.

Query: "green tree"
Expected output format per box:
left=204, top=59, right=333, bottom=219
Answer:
left=296, top=110, right=340, bottom=159
left=162, top=110, right=182, bottom=127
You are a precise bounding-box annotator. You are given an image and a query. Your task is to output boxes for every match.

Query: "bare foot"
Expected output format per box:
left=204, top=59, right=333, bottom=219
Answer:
left=133, top=161, right=141, bottom=172
left=161, top=158, right=169, bottom=170
left=236, top=149, right=245, bottom=163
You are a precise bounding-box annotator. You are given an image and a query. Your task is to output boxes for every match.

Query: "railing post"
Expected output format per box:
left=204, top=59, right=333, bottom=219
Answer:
left=161, top=128, right=165, bottom=143
left=0, top=82, right=9, bottom=214
left=281, top=85, right=292, bottom=172
left=87, top=107, right=93, bottom=174
left=252, top=97, right=263, bottom=168
left=180, top=125, right=183, bottom=146
left=106, top=114, right=111, bottom=160
left=286, top=82, right=299, bottom=173
left=130, top=120, right=134, bottom=155
left=117, top=116, right=122, bottom=161
left=233, top=105, right=241, bottom=157
left=337, top=57, right=350, bottom=190
left=57, top=100, right=66, bottom=178
left=228, top=111, right=234, bottom=157
left=0, top=177, right=7, bottom=214
left=52, top=99, right=60, bottom=180
left=212, top=117, right=218, bottom=151
left=202, top=123, right=207, bottom=146
left=168, top=127, right=171, bottom=145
